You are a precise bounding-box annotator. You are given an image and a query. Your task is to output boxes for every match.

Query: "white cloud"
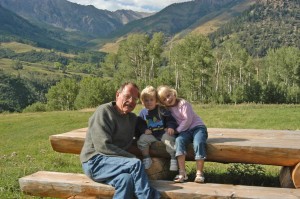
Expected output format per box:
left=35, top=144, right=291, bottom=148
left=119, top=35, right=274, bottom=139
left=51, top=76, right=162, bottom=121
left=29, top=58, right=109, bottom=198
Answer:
left=66, top=0, right=191, bottom=12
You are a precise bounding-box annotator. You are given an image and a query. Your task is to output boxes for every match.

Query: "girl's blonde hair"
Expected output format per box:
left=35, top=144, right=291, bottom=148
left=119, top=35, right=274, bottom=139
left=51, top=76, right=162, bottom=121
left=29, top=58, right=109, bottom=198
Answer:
left=140, top=86, right=157, bottom=104
left=157, top=85, right=178, bottom=104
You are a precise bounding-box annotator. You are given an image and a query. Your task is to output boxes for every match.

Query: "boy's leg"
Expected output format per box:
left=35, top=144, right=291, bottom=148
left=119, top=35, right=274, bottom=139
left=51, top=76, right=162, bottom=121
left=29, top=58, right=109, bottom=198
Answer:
left=161, top=133, right=176, bottom=158
left=137, top=134, right=158, bottom=155
left=161, top=133, right=178, bottom=171
left=137, top=134, right=158, bottom=169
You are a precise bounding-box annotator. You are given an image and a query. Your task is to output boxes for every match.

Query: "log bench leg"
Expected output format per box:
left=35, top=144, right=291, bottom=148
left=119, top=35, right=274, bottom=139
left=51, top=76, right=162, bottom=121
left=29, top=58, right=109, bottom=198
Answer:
left=292, top=162, right=300, bottom=188
left=280, top=162, right=300, bottom=188
left=145, top=157, right=175, bottom=180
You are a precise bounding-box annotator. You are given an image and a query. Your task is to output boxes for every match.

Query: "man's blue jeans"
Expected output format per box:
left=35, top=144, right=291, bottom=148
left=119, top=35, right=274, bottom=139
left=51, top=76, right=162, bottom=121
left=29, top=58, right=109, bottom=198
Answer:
left=175, top=125, right=208, bottom=159
left=82, top=154, right=160, bottom=199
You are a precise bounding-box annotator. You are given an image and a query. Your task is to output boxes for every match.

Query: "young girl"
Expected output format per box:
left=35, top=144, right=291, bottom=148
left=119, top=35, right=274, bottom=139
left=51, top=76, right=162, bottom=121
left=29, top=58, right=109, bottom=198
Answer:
left=157, top=85, right=208, bottom=183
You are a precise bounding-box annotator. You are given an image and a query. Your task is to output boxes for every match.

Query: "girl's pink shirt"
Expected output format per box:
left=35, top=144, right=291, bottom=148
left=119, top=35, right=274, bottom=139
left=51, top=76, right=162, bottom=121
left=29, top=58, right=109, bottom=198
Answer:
left=169, top=99, right=205, bottom=132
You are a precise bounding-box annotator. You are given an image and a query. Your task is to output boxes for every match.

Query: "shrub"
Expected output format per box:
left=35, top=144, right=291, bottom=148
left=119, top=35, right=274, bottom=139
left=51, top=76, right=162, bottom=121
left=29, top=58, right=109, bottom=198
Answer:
left=227, top=163, right=265, bottom=185
left=23, top=102, right=47, bottom=112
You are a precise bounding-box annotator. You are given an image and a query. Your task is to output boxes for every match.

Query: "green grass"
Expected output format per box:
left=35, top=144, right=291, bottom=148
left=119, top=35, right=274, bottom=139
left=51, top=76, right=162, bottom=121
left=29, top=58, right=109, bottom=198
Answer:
left=0, top=42, right=75, bottom=57
left=0, top=57, right=91, bottom=82
left=0, top=41, right=85, bottom=80
left=0, top=42, right=49, bottom=53
left=196, top=103, right=300, bottom=130
left=0, top=104, right=299, bottom=198
left=0, top=111, right=92, bottom=198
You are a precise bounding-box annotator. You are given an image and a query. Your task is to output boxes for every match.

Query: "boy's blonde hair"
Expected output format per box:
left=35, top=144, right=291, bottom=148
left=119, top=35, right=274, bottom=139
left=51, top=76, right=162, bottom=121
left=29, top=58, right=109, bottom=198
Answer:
left=157, top=85, right=178, bottom=103
left=140, top=86, right=157, bottom=104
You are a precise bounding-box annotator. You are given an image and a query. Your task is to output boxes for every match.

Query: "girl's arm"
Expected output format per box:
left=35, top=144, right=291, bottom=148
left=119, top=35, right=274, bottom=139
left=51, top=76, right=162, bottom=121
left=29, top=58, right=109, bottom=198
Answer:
left=176, top=101, right=194, bottom=132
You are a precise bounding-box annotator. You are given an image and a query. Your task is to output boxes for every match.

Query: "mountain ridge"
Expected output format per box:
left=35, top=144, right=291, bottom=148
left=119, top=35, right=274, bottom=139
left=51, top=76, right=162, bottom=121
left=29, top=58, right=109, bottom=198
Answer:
left=110, top=0, right=246, bottom=38
left=0, top=0, right=151, bottom=37
left=0, top=5, right=78, bottom=51
left=0, top=0, right=298, bottom=56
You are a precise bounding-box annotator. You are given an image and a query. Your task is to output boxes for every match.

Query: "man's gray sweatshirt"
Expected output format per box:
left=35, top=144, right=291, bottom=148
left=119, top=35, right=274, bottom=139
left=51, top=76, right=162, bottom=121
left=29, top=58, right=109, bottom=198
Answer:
left=80, top=102, right=137, bottom=163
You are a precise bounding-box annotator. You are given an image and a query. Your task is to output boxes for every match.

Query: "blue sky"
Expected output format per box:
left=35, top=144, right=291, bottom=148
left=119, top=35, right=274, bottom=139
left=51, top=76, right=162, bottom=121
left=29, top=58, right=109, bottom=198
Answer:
left=66, top=0, right=191, bottom=12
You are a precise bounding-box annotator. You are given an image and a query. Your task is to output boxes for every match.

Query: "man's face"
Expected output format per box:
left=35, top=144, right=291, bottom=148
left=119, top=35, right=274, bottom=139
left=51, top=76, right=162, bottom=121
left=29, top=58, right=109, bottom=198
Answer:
left=116, top=84, right=139, bottom=114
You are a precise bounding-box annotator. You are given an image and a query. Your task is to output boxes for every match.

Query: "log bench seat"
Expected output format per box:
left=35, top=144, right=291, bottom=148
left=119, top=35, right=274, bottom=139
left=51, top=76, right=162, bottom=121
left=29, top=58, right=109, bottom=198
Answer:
left=49, top=127, right=300, bottom=188
left=19, top=171, right=300, bottom=199
left=49, top=127, right=300, bottom=166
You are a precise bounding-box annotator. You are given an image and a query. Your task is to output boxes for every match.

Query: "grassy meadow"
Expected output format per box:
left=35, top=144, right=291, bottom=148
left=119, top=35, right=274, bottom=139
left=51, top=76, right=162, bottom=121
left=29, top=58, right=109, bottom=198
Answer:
left=0, top=42, right=86, bottom=81
left=0, top=104, right=299, bottom=198
left=0, top=42, right=75, bottom=57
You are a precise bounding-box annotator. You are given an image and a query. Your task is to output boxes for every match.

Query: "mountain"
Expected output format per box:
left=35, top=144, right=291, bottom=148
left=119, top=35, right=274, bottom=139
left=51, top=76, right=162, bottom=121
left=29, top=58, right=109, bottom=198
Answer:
left=110, top=0, right=254, bottom=38
left=209, top=0, right=300, bottom=56
left=0, top=5, right=78, bottom=51
left=114, top=10, right=153, bottom=24
left=0, top=0, right=298, bottom=56
left=0, top=0, right=151, bottom=38
left=0, top=0, right=258, bottom=48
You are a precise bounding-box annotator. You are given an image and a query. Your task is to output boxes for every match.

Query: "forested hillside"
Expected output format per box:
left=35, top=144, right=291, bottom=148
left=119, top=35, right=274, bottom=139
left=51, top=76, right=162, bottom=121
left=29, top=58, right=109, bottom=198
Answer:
left=0, top=43, right=106, bottom=112
left=14, top=32, right=300, bottom=114
left=0, top=0, right=299, bottom=113
left=209, top=0, right=300, bottom=56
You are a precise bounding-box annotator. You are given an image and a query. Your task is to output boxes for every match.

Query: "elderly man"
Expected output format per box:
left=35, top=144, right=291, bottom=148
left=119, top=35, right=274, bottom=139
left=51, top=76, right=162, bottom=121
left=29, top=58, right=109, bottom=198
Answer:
left=80, top=82, right=160, bottom=199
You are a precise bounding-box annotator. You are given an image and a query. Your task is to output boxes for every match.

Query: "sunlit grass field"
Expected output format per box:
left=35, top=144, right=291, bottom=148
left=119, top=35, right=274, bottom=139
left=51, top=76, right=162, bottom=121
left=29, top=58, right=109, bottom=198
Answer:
left=0, top=42, right=75, bottom=57
left=0, top=104, right=299, bottom=198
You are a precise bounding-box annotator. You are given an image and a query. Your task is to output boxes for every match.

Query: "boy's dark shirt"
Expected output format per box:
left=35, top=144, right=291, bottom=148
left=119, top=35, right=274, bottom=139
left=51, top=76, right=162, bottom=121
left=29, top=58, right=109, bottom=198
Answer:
left=138, top=105, right=177, bottom=140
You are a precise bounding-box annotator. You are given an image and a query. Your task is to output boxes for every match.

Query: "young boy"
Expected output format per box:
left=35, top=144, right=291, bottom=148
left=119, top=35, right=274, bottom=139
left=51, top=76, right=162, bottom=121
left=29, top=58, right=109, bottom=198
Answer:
left=137, top=86, right=178, bottom=171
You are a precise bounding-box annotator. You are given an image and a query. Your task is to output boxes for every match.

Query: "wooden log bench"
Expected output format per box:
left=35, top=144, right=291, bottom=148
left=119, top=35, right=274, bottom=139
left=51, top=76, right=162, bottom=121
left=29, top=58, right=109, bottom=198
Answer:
left=19, top=127, right=300, bottom=198
left=48, top=127, right=300, bottom=188
left=19, top=171, right=300, bottom=199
